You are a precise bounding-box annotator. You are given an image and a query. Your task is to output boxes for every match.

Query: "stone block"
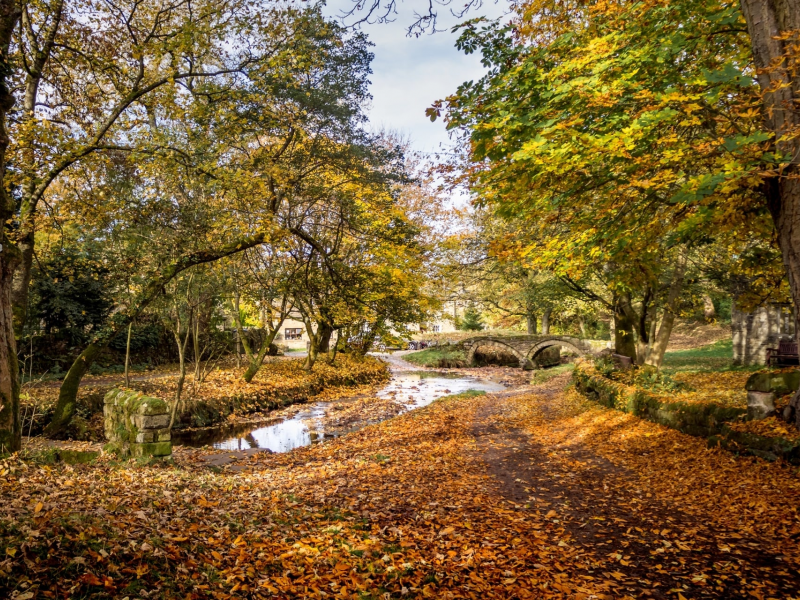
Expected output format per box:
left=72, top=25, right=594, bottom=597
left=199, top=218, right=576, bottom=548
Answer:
left=747, top=391, right=776, bottom=420
left=134, top=397, right=170, bottom=415
left=132, top=413, right=170, bottom=430
left=135, top=430, right=155, bottom=443
left=745, top=371, right=800, bottom=394
left=135, top=428, right=171, bottom=444
left=57, top=449, right=100, bottom=464
left=130, top=441, right=172, bottom=458
left=103, top=387, right=172, bottom=457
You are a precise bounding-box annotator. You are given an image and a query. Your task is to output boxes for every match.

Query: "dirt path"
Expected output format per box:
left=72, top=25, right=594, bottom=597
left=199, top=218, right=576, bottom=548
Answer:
left=472, top=376, right=800, bottom=599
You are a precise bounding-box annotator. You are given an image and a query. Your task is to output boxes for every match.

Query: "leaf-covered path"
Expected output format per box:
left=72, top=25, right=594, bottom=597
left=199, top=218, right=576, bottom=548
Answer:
left=473, top=380, right=800, bottom=599
left=2, top=377, right=799, bottom=599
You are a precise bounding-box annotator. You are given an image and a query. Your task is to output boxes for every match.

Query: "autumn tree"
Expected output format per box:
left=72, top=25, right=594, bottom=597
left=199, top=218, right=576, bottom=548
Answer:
left=0, top=0, right=22, bottom=451
left=434, top=0, right=773, bottom=365
left=35, top=7, right=379, bottom=437
left=737, top=0, right=800, bottom=425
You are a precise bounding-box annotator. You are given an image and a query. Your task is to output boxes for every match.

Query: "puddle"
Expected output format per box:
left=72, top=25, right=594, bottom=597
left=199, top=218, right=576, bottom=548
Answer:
left=175, top=365, right=505, bottom=452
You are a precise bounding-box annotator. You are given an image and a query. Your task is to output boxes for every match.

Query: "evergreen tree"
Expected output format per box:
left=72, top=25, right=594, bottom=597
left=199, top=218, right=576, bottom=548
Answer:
left=460, top=305, right=485, bottom=331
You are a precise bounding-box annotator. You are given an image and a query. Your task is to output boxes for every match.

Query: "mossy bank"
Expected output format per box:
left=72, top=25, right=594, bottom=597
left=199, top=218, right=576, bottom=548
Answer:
left=573, top=362, right=800, bottom=464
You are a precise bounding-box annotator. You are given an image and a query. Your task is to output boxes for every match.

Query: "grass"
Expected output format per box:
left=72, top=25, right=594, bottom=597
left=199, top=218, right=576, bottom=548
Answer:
left=530, top=363, right=575, bottom=385
left=661, top=339, right=759, bottom=374
left=404, top=346, right=468, bottom=368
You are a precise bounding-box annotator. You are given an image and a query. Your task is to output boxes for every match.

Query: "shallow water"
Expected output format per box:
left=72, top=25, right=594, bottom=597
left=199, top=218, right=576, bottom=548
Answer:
left=175, top=366, right=505, bottom=452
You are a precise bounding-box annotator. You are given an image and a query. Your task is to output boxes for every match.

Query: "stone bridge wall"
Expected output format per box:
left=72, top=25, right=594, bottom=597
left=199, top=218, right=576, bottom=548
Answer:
left=463, top=335, right=609, bottom=369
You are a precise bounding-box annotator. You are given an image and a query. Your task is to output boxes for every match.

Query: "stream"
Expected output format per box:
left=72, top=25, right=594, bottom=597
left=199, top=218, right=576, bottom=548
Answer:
left=174, top=355, right=506, bottom=453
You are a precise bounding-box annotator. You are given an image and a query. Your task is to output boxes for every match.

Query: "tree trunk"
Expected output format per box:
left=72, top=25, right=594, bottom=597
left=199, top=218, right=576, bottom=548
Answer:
left=234, top=330, right=242, bottom=368
left=169, top=324, right=191, bottom=428
left=10, top=231, right=33, bottom=338
left=739, top=0, right=800, bottom=426
left=193, top=314, right=202, bottom=384
left=230, top=292, right=256, bottom=376
left=645, top=312, right=659, bottom=363
left=541, top=307, right=552, bottom=334
left=526, top=313, right=537, bottom=334
left=645, top=256, right=687, bottom=369
left=124, top=322, right=133, bottom=387
left=304, top=337, right=319, bottom=371
left=317, top=322, right=334, bottom=354
left=702, top=294, right=716, bottom=321
left=0, top=255, right=19, bottom=452
left=328, top=330, right=340, bottom=363
left=0, top=0, right=24, bottom=451
left=302, top=316, right=320, bottom=371
left=242, top=328, right=280, bottom=383
left=613, top=296, right=637, bottom=361
left=44, top=343, right=102, bottom=436
left=578, top=315, right=586, bottom=338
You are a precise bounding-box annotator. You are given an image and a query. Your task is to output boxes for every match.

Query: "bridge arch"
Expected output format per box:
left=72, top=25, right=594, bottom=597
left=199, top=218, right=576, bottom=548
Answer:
left=462, top=334, right=600, bottom=370
left=525, top=337, right=587, bottom=363
left=466, top=338, right=527, bottom=368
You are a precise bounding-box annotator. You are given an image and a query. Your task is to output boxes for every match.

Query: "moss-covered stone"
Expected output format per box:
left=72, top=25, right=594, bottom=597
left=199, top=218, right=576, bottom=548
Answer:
left=57, top=449, right=99, bottom=464
left=745, top=371, right=800, bottom=394
left=104, top=388, right=171, bottom=458
left=130, top=441, right=172, bottom=458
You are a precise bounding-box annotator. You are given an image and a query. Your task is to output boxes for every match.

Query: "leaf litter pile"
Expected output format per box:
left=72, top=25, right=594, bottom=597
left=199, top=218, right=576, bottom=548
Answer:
left=2, top=375, right=800, bottom=599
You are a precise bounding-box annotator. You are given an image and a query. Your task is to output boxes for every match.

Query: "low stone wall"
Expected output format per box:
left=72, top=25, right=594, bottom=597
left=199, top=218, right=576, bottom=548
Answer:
left=573, top=365, right=800, bottom=464
left=104, top=389, right=172, bottom=458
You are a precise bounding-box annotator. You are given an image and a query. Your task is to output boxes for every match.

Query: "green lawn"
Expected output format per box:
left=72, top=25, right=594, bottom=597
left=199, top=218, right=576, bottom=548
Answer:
left=661, top=339, right=758, bottom=374
left=404, top=346, right=468, bottom=368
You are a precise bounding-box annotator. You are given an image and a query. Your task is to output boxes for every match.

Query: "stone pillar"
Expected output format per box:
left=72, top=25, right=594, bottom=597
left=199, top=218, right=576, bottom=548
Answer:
left=104, top=389, right=172, bottom=458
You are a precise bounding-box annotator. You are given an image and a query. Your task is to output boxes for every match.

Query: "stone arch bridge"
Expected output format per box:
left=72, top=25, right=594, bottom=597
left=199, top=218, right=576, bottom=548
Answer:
left=462, top=335, right=609, bottom=369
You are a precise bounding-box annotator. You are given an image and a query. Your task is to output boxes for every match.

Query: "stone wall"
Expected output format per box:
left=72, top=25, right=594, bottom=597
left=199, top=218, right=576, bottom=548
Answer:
left=104, top=389, right=172, bottom=458
left=731, top=303, right=794, bottom=366
left=573, top=364, right=800, bottom=464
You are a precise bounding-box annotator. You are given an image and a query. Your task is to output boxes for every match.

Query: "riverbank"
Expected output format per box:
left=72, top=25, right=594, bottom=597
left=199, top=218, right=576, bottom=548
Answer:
left=19, top=353, right=507, bottom=463
left=20, top=355, right=389, bottom=442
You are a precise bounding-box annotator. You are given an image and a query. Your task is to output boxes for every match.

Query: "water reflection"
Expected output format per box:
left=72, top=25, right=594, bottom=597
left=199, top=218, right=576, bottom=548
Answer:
left=215, top=412, right=315, bottom=452
left=178, top=369, right=505, bottom=452
left=377, top=371, right=505, bottom=409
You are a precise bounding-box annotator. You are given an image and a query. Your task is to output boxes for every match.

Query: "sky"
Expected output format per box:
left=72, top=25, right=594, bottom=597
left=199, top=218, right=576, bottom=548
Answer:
left=323, top=0, right=510, bottom=156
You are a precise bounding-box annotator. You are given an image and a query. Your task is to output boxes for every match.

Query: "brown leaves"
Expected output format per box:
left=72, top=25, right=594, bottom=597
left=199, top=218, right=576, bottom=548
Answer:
left=4, top=375, right=800, bottom=599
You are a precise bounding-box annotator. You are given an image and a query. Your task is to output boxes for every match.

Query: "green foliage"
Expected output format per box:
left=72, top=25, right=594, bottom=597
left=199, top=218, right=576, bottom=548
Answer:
left=29, top=248, right=112, bottom=345
left=437, top=0, right=784, bottom=326
left=459, top=305, right=485, bottom=331
left=630, top=368, right=691, bottom=394
left=108, top=322, right=163, bottom=353
left=441, top=389, right=487, bottom=400
left=529, top=363, right=574, bottom=385
left=593, top=356, right=689, bottom=392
